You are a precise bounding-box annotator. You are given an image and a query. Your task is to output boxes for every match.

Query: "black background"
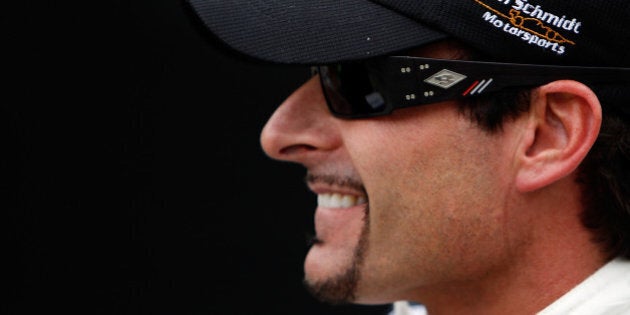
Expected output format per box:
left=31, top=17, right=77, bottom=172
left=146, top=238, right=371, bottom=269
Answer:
left=5, top=1, right=391, bottom=314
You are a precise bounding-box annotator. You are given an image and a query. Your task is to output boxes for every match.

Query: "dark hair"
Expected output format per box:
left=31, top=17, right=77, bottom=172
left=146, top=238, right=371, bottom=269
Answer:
left=577, top=85, right=630, bottom=259
left=458, top=88, right=531, bottom=132
left=460, top=83, right=630, bottom=259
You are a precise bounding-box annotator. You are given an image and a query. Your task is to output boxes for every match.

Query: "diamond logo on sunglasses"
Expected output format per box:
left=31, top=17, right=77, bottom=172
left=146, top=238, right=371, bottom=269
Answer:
left=424, top=69, right=467, bottom=89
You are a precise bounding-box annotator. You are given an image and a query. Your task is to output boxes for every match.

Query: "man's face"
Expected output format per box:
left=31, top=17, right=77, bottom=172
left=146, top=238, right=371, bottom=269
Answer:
left=260, top=43, right=525, bottom=304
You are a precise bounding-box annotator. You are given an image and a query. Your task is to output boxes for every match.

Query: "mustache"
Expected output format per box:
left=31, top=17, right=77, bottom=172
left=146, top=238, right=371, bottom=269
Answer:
left=305, top=172, right=366, bottom=193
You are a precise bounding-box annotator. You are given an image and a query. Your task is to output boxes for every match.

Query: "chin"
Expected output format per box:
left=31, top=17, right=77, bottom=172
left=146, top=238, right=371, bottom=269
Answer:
left=302, top=245, right=363, bottom=304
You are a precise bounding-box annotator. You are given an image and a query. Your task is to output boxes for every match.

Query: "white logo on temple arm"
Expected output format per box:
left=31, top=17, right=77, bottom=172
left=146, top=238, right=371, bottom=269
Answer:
left=424, top=69, right=467, bottom=89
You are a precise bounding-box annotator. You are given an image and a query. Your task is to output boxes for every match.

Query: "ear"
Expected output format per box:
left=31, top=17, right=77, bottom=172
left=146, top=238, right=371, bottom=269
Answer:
left=515, top=80, right=602, bottom=192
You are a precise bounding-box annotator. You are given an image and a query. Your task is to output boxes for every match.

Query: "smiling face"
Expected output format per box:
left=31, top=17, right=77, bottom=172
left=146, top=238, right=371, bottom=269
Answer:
left=260, top=43, right=526, bottom=305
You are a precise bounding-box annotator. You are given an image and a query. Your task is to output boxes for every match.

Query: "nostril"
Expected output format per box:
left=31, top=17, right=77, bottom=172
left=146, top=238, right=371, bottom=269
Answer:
left=279, top=144, right=318, bottom=156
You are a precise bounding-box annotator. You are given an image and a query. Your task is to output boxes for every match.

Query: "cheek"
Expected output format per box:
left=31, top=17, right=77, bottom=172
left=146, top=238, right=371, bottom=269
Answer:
left=345, top=116, right=512, bottom=292
left=364, top=142, right=496, bottom=254
left=348, top=119, right=468, bottom=235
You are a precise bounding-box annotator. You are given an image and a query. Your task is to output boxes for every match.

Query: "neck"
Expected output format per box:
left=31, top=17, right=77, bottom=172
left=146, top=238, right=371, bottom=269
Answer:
left=408, top=179, right=609, bottom=315
left=419, top=253, right=607, bottom=315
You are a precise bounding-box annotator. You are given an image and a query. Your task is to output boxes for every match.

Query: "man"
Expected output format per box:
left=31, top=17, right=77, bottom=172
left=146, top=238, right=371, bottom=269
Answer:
left=186, top=1, right=630, bottom=314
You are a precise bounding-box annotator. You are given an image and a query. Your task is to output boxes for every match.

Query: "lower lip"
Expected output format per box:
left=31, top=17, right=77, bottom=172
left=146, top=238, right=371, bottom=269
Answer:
left=313, top=204, right=367, bottom=243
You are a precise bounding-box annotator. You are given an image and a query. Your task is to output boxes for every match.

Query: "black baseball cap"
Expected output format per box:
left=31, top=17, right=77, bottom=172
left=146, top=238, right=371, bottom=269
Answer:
left=186, top=0, right=630, bottom=66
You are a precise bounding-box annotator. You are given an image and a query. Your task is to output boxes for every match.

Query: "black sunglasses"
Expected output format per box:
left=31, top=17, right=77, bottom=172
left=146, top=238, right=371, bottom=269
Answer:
left=316, top=56, right=630, bottom=119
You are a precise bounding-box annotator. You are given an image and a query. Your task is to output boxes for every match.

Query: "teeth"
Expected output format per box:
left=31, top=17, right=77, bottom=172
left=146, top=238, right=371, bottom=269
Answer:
left=317, top=193, right=367, bottom=208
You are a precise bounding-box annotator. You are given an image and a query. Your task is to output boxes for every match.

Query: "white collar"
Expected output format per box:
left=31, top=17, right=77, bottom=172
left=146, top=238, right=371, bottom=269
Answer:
left=538, top=257, right=630, bottom=315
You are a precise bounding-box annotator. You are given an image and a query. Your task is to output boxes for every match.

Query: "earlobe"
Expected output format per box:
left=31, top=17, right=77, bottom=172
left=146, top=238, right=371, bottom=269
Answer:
left=515, top=80, right=602, bottom=192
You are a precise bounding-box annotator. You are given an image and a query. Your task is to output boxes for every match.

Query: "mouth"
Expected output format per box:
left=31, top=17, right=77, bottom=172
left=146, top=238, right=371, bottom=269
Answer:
left=306, top=173, right=369, bottom=245
left=307, top=173, right=368, bottom=208
left=317, top=193, right=367, bottom=209
left=310, top=192, right=368, bottom=246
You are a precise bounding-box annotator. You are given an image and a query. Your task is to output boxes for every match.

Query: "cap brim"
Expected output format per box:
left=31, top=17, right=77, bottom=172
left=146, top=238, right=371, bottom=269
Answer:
left=186, top=0, right=447, bottom=64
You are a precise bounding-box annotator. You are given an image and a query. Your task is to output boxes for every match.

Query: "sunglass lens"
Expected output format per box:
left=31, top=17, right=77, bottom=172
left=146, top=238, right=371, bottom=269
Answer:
left=318, top=64, right=387, bottom=118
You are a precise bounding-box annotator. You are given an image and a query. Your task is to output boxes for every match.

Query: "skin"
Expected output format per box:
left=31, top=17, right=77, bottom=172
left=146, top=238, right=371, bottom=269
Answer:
left=259, top=41, right=607, bottom=314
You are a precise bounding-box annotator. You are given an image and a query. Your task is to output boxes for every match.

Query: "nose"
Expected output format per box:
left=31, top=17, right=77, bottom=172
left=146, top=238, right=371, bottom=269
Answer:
left=260, top=76, right=341, bottom=165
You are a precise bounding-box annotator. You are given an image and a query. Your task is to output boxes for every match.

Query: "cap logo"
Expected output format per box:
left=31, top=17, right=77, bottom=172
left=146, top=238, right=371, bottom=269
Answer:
left=474, top=0, right=582, bottom=56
